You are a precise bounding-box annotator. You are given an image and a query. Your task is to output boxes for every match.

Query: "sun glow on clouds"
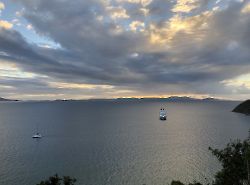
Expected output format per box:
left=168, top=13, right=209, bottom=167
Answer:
left=0, top=0, right=250, bottom=100
left=0, top=20, right=13, bottom=29
left=222, top=74, right=250, bottom=89
left=172, top=0, right=200, bottom=13
left=242, top=2, right=250, bottom=14
left=0, top=85, right=14, bottom=89
left=48, top=82, right=114, bottom=90
left=0, top=61, right=36, bottom=78
left=0, top=1, right=4, bottom=11
left=0, top=2, right=13, bottom=29
left=129, top=21, right=145, bottom=32
left=148, top=12, right=211, bottom=46
left=116, top=0, right=152, bottom=7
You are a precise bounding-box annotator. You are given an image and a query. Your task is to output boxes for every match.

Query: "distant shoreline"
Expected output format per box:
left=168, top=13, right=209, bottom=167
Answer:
left=0, top=96, right=239, bottom=103
left=0, top=97, right=19, bottom=102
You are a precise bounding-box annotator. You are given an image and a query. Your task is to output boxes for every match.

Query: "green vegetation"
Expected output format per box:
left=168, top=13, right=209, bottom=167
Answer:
left=233, top=100, right=250, bottom=115
left=36, top=174, right=76, bottom=185
left=171, top=180, right=203, bottom=185
left=208, top=139, right=250, bottom=185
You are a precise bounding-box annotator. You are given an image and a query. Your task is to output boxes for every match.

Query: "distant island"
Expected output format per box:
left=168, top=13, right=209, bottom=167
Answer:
left=116, top=96, right=221, bottom=102
left=0, top=96, right=223, bottom=102
left=0, top=97, right=18, bottom=101
left=232, top=100, right=250, bottom=115
left=41, top=96, right=223, bottom=102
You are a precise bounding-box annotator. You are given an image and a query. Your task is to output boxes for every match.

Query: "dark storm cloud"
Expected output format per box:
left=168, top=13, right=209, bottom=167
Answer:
left=0, top=0, right=250, bottom=99
left=0, top=76, right=111, bottom=98
left=0, top=76, right=48, bottom=90
left=19, top=0, right=139, bottom=57
left=0, top=26, right=146, bottom=86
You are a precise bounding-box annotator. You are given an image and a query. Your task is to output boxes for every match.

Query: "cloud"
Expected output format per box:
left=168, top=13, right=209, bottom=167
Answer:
left=0, top=0, right=250, bottom=99
left=129, top=20, right=145, bottom=32
left=0, top=2, right=4, bottom=17
left=0, top=1, right=4, bottom=11
left=15, top=10, right=24, bottom=17
left=49, top=81, right=112, bottom=89
left=242, top=2, right=250, bottom=13
left=116, top=0, right=152, bottom=7
left=0, top=20, right=13, bottom=29
left=172, top=0, right=210, bottom=13
left=107, top=6, right=130, bottom=19
left=172, top=0, right=200, bottom=13
left=26, top=24, right=33, bottom=30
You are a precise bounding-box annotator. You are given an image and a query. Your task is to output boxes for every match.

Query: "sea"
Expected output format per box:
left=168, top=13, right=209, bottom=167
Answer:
left=0, top=100, right=249, bottom=185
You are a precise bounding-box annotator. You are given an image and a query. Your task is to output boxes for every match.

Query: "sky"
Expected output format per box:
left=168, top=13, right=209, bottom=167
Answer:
left=0, top=0, right=250, bottom=100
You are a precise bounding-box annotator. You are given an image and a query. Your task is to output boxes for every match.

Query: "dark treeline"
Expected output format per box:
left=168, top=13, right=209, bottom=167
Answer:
left=36, top=174, right=76, bottom=185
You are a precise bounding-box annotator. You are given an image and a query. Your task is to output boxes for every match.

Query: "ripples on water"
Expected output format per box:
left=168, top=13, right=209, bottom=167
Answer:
left=0, top=100, right=249, bottom=185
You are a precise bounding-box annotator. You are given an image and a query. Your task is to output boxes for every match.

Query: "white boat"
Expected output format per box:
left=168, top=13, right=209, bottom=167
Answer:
left=33, top=121, right=42, bottom=139
left=159, top=108, right=167, bottom=120
left=32, top=133, right=42, bottom=138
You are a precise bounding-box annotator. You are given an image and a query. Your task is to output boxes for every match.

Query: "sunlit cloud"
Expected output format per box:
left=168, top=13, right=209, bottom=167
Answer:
left=0, top=85, right=14, bottom=89
left=26, top=24, right=33, bottom=30
left=116, top=0, right=152, bottom=7
left=147, top=12, right=211, bottom=46
left=222, top=74, right=250, bottom=89
left=48, top=82, right=114, bottom=90
left=172, top=0, right=200, bottom=13
left=129, top=20, right=145, bottom=32
left=0, top=61, right=36, bottom=78
left=0, top=1, right=4, bottom=12
left=0, top=0, right=250, bottom=100
left=0, top=20, right=13, bottom=29
left=242, top=2, right=250, bottom=14
left=107, top=6, right=130, bottom=19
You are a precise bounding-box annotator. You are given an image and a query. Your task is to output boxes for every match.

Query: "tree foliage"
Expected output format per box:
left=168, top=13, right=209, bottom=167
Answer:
left=209, top=138, right=250, bottom=185
left=170, top=180, right=204, bottom=185
left=171, top=180, right=185, bottom=185
left=36, top=174, right=76, bottom=185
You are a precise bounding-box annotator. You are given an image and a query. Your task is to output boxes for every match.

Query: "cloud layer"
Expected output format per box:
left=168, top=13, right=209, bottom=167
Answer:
left=0, top=0, right=250, bottom=100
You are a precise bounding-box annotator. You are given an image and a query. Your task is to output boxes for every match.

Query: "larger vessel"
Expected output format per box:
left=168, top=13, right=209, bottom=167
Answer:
left=159, top=108, right=167, bottom=120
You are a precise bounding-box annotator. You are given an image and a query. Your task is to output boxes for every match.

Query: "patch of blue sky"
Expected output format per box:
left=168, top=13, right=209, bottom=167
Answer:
left=0, top=0, right=60, bottom=49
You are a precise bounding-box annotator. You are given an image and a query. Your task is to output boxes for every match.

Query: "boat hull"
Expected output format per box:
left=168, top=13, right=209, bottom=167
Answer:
left=32, top=135, right=42, bottom=138
left=160, top=116, right=167, bottom=120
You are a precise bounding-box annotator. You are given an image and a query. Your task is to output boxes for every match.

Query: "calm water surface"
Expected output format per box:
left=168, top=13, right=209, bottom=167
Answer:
left=0, top=100, right=249, bottom=185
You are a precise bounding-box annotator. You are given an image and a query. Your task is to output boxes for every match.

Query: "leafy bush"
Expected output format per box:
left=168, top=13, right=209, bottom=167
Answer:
left=36, top=174, right=76, bottom=185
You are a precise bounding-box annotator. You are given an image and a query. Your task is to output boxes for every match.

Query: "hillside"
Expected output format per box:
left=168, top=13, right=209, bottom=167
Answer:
left=232, top=100, right=250, bottom=115
left=0, top=97, right=18, bottom=101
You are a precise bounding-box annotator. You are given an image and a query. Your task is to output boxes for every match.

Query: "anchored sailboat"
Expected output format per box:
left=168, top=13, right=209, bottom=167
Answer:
left=32, top=122, right=42, bottom=138
left=32, top=133, right=42, bottom=138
